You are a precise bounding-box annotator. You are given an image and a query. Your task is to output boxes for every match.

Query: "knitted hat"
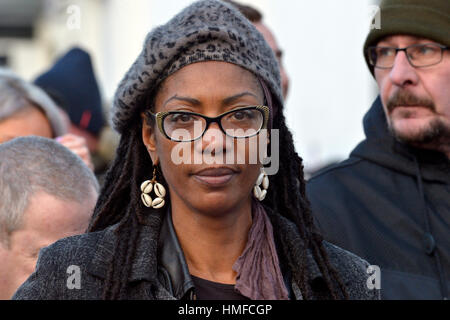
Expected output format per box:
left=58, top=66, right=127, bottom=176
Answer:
left=112, top=0, right=282, bottom=134
left=363, top=0, right=450, bottom=75
left=34, top=47, right=104, bottom=136
left=0, top=68, right=67, bottom=137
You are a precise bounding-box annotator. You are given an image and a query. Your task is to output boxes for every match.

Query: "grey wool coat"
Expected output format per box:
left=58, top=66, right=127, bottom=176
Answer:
left=12, top=207, right=380, bottom=300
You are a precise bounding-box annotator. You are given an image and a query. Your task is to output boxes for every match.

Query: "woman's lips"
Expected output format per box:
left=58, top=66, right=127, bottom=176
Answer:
left=192, top=167, right=238, bottom=186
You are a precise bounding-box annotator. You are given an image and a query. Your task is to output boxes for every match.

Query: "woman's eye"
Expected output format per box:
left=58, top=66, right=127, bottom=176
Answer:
left=169, top=114, right=194, bottom=123
left=233, top=112, right=246, bottom=120
left=231, top=110, right=254, bottom=120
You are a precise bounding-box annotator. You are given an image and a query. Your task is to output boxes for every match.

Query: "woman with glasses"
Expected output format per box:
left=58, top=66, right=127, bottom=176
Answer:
left=13, top=0, right=378, bottom=300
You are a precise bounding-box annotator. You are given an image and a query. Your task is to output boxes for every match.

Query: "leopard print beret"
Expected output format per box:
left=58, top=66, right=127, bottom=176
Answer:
left=112, top=0, right=282, bottom=133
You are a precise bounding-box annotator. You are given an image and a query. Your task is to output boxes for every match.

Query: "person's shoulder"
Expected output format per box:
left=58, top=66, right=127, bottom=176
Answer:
left=46, top=229, right=108, bottom=265
left=12, top=228, right=112, bottom=300
left=308, top=157, right=365, bottom=184
left=323, top=241, right=380, bottom=300
left=45, top=228, right=107, bottom=257
left=306, top=155, right=379, bottom=220
left=305, top=157, right=368, bottom=226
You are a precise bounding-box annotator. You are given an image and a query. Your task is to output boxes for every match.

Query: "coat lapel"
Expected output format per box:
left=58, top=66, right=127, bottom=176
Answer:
left=86, top=211, right=164, bottom=284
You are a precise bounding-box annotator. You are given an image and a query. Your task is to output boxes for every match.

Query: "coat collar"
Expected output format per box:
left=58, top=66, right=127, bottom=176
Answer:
left=353, top=96, right=450, bottom=184
left=157, top=207, right=195, bottom=299
left=87, top=211, right=164, bottom=283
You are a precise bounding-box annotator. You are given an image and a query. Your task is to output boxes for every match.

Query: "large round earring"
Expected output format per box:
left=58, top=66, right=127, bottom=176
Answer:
left=140, top=168, right=166, bottom=209
left=253, top=168, right=269, bottom=201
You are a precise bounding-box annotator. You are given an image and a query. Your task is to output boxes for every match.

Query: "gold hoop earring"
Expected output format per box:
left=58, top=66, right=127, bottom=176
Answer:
left=253, top=168, right=269, bottom=201
left=140, top=168, right=166, bottom=209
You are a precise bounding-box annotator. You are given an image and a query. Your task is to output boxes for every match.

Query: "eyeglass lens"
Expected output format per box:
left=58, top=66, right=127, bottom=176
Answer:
left=370, top=44, right=444, bottom=68
left=163, top=108, right=264, bottom=141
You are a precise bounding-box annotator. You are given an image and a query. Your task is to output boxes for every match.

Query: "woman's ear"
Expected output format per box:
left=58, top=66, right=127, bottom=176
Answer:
left=141, top=113, right=159, bottom=165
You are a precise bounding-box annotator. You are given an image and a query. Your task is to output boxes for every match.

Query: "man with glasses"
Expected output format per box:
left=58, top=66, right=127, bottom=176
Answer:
left=307, top=0, right=449, bottom=299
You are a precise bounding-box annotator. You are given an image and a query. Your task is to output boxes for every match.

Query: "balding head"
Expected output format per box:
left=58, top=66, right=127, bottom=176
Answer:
left=0, top=136, right=99, bottom=299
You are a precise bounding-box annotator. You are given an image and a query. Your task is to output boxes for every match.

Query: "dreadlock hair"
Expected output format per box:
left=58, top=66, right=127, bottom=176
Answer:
left=264, top=109, right=350, bottom=300
left=87, top=92, right=165, bottom=299
left=88, top=80, right=350, bottom=300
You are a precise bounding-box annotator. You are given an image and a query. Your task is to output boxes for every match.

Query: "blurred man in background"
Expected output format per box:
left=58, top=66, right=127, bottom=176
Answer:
left=307, top=0, right=449, bottom=299
left=224, top=0, right=290, bottom=99
left=0, top=136, right=99, bottom=299
left=0, top=68, right=66, bottom=141
left=0, top=68, right=94, bottom=170
left=34, top=47, right=118, bottom=179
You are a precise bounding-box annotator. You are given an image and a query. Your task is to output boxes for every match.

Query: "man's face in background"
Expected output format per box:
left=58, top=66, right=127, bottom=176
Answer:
left=254, top=22, right=290, bottom=100
left=375, top=35, right=450, bottom=153
left=0, top=105, right=53, bottom=143
left=0, top=189, right=97, bottom=299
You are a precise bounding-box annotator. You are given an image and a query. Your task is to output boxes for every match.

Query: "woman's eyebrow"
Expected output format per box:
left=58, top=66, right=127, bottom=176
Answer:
left=163, top=95, right=201, bottom=107
left=223, top=91, right=259, bottom=105
left=163, top=92, right=260, bottom=107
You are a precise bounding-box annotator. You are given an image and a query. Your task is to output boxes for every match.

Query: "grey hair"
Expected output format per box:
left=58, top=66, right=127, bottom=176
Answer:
left=0, top=68, right=67, bottom=137
left=0, top=136, right=99, bottom=245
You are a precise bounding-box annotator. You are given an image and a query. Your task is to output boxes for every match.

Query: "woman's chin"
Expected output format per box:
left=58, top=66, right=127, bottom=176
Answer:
left=190, top=193, right=245, bottom=217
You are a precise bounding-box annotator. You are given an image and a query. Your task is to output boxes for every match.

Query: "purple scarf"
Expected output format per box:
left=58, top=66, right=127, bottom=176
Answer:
left=232, top=200, right=290, bottom=300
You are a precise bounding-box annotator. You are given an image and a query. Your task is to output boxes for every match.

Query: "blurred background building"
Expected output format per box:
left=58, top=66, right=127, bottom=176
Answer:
left=0, top=0, right=379, bottom=175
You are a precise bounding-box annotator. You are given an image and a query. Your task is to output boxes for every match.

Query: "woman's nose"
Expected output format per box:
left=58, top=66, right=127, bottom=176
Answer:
left=199, top=122, right=226, bottom=154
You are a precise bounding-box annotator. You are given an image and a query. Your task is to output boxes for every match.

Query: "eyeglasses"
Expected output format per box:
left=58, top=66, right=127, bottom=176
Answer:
left=145, top=106, right=269, bottom=142
left=367, top=43, right=448, bottom=69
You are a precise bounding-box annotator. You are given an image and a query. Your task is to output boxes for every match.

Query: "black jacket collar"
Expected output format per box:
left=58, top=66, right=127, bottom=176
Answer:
left=157, top=208, right=195, bottom=299
left=351, top=96, right=450, bottom=184
left=87, top=211, right=164, bottom=283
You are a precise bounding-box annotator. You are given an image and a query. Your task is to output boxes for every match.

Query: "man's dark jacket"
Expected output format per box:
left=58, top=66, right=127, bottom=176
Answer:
left=12, top=206, right=379, bottom=300
left=307, top=97, right=450, bottom=300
